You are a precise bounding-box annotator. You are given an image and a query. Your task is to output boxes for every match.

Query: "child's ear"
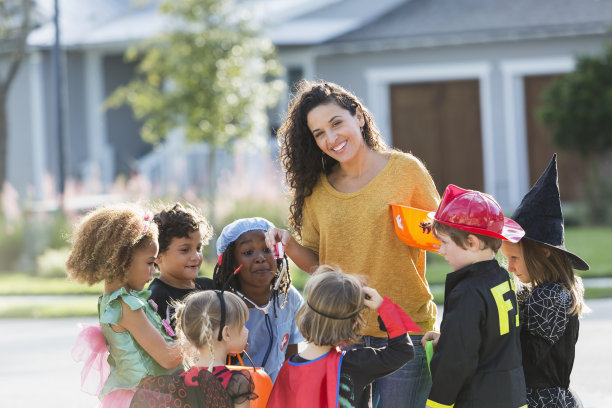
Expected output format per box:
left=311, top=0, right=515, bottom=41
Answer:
left=542, top=247, right=551, bottom=258
left=221, top=325, right=231, bottom=342
left=466, top=234, right=481, bottom=251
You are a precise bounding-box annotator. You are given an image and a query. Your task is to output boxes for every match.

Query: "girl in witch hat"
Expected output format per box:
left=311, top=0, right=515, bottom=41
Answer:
left=501, top=154, right=588, bottom=408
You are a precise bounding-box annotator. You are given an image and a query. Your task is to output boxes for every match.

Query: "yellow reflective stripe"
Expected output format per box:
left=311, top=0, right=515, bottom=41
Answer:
left=490, top=281, right=515, bottom=335
left=426, top=399, right=454, bottom=408
left=518, top=405, right=528, bottom=408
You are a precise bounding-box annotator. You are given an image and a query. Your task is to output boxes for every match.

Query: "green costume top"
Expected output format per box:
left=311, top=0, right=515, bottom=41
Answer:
left=99, top=287, right=177, bottom=399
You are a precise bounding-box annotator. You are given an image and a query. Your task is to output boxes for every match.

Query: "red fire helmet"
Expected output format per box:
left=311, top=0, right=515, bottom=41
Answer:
left=430, top=184, right=524, bottom=243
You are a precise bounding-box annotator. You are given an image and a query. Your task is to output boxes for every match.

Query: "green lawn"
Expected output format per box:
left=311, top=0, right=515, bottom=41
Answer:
left=0, top=226, right=609, bottom=317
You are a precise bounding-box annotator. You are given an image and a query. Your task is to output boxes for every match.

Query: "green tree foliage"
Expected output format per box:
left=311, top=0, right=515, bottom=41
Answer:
left=106, top=0, right=285, bottom=147
left=538, top=45, right=612, bottom=223
left=538, top=45, right=612, bottom=157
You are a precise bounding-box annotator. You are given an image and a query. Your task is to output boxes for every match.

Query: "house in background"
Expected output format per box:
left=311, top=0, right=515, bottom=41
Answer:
left=4, top=0, right=612, bottom=210
left=271, top=0, right=612, bottom=207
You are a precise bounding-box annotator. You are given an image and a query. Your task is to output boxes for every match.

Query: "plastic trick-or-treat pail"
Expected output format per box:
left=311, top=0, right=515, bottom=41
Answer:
left=389, top=204, right=440, bottom=253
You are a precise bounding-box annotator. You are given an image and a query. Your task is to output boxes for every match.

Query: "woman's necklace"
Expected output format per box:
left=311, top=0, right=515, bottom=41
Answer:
left=233, top=289, right=274, bottom=314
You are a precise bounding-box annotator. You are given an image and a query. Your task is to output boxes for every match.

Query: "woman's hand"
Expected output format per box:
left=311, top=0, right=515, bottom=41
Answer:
left=362, top=287, right=383, bottom=310
left=265, top=227, right=293, bottom=250
left=420, top=331, right=440, bottom=348
left=264, top=227, right=319, bottom=273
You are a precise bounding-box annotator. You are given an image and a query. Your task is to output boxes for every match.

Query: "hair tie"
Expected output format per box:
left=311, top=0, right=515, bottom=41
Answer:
left=140, top=212, right=153, bottom=238
left=307, top=300, right=361, bottom=320
left=215, top=291, right=226, bottom=341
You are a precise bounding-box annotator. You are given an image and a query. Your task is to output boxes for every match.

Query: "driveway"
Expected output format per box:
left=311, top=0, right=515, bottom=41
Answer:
left=1, top=298, right=610, bottom=407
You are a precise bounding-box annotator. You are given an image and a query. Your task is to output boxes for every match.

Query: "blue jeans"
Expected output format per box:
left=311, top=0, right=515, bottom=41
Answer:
left=363, top=335, right=432, bottom=408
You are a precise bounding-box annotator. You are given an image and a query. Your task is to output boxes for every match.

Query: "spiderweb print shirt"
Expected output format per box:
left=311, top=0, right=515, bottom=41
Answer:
left=519, top=282, right=582, bottom=408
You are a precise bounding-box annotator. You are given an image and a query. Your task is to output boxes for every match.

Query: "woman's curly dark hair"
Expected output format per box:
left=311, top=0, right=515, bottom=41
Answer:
left=212, top=241, right=292, bottom=314
left=277, top=79, right=387, bottom=237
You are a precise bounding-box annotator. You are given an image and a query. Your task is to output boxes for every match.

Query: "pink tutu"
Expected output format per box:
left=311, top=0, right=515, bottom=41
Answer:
left=99, top=388, right=135, bottom=408
left=71, top=324, right=110, bottom=396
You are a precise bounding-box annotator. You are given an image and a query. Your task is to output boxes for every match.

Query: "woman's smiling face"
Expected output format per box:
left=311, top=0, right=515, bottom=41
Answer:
left=232, top=229, right=276, bottom=292
left=307, top=102, right=366, bottom=165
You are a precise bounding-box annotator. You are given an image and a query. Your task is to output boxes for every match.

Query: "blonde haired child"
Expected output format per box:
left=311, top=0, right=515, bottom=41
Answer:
left=131, top=290, right=259, bottom=408
left=67, top=204, right=182, bottom=407
left=501, top=155, right=588, bottom=407
left=267, top=266, right=418, bottom=408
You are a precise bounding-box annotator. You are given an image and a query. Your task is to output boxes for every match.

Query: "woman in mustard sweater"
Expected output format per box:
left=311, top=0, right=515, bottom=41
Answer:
left=265, top=79, right=439, bottom=408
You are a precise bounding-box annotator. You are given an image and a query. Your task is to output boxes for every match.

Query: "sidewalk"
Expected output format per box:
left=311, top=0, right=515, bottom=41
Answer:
left=0, top=299, right=610, bottom=407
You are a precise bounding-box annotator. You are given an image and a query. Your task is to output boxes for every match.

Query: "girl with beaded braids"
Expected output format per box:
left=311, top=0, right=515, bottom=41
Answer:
left=213, top=217, right=304, bottom=382
left=67, top=204, right=182, bottom=407
left=265, top=79, right=439, bottom=406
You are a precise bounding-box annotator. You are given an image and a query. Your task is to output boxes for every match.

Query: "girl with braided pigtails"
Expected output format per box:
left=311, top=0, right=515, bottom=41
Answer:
left=131, top=290, right=259, bottom=408
left=213, top=217, right=304, bottom=382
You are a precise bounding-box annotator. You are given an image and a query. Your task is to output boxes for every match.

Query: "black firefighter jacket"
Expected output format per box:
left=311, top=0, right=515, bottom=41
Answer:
left=427, top=259, right=527, bottom=408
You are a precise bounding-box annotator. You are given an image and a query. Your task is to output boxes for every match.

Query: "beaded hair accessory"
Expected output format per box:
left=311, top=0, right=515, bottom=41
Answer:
left=140, top=212, right=153, bottom=239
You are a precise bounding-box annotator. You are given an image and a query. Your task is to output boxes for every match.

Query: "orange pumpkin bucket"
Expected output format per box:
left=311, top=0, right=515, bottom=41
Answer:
left=226, top=354, right=273, bottom=408
left=389, top=204, right=440, bottom=253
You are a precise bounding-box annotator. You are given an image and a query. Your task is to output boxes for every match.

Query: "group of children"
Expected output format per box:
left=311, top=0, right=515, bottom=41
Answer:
left=68, top=154, right=587, bottom=408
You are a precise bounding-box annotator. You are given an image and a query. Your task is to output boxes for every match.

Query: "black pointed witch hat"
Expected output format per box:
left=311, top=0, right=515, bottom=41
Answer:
left=511, top=154, right=589, bottom=271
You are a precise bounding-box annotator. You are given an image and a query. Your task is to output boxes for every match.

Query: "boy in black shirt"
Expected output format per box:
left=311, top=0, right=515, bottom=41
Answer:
left=148, top=203, right=214, bottom=332
left=423, top=185, right=527, bottom=408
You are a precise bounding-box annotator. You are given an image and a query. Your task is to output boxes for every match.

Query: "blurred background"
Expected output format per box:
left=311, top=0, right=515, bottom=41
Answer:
left=1, top=0, right=612, bottom=313
left=1, top=0, right=612, bottom=406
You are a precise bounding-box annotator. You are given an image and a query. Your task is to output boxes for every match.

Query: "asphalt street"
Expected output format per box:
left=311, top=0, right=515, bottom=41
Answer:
left=1, top=298, right=610, bottom=407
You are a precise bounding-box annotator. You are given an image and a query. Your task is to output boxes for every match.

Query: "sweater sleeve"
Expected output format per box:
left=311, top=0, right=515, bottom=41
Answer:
left=427, top=285, right=484, bottom=407
left=408, top=154, right=440, bottom=211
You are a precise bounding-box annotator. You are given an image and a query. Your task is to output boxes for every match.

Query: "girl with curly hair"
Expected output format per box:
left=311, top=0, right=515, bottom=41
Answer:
left=67, top=203, right=182, bottom=407
left=265, top=79, right=439, bottom=407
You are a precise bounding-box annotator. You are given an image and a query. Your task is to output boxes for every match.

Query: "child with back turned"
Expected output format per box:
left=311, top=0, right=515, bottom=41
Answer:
left=422, top=185, right=527, bottom=408
left=67, top=204, right=182, bottom=407
left=148, top=202, right=214, bottom=331
left=501, top=155, right=588, bottom=408
left=267, top=266, right=418, bottom=408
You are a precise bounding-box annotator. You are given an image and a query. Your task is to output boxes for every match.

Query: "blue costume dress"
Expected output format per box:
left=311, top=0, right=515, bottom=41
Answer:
left=240, top=285, right=304, bottom=382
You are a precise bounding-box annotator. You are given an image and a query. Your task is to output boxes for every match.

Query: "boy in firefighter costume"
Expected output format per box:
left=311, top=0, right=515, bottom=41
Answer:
left=424, top=185, right=527, bottom=408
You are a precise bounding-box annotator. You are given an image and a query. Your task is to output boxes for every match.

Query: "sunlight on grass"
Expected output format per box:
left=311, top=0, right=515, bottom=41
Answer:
left=0, top=295, right=98, bottom=318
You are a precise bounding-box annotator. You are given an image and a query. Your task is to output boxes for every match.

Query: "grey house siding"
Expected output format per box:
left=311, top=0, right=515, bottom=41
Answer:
left=65, top=51, right=88, bottom=180
left=6, top=57, right=35, bottom=194
left=103, top=54, right=151, bottom=178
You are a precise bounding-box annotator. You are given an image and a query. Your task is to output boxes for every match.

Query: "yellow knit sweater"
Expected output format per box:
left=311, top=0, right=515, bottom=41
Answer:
left=301, top=151, right=440, bottom=337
